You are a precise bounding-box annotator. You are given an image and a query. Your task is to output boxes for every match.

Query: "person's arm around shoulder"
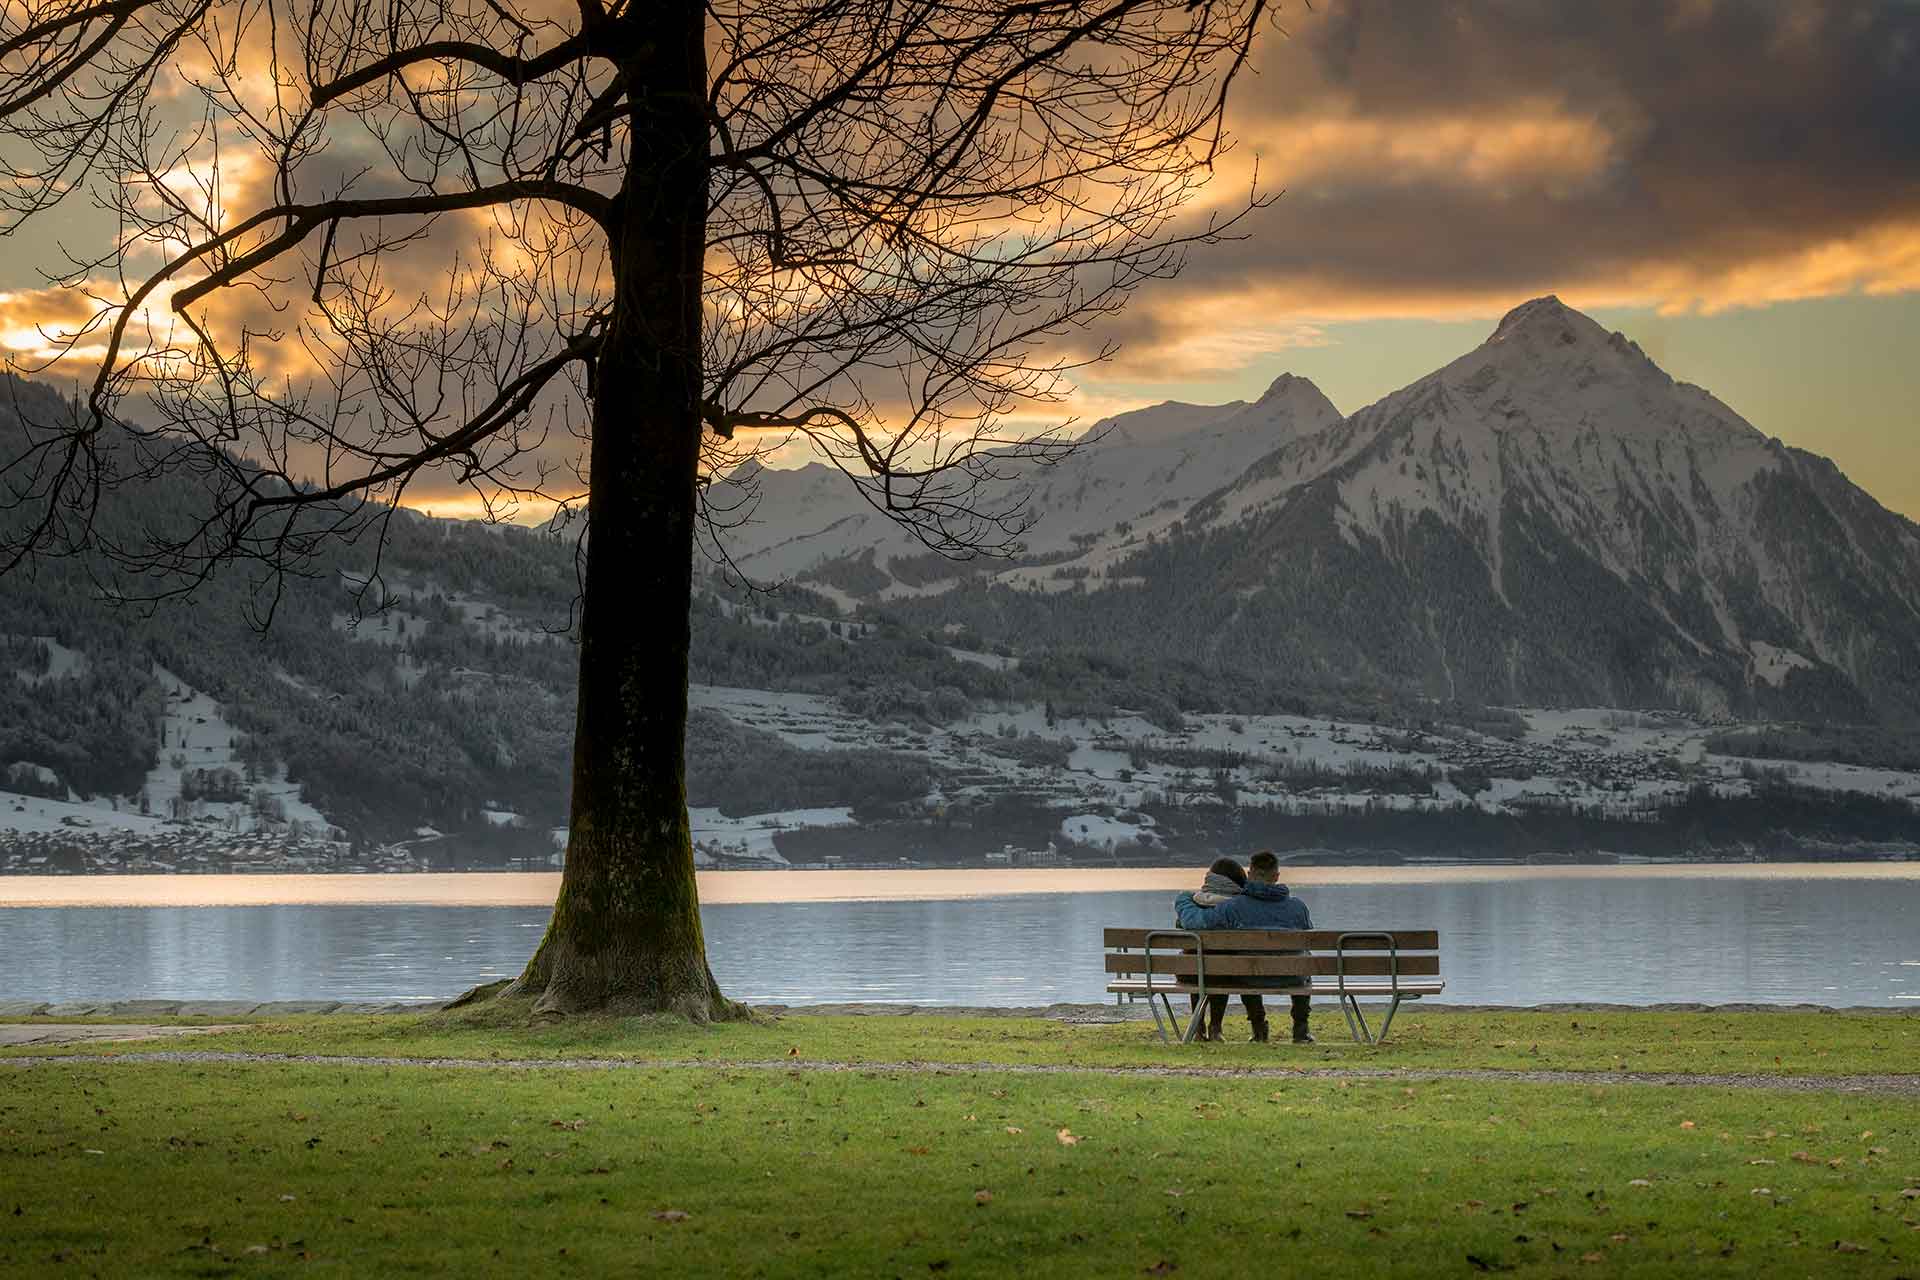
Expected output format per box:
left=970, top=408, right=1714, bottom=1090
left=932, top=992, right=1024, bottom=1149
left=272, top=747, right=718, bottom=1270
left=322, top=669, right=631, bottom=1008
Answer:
left=1175, top=892, right=1238, bottom=931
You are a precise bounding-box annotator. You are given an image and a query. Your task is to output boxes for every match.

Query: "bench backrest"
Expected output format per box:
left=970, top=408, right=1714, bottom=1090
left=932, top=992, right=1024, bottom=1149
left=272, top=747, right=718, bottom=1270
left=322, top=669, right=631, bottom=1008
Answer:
left=1102, top=927, right=1441, bottom=978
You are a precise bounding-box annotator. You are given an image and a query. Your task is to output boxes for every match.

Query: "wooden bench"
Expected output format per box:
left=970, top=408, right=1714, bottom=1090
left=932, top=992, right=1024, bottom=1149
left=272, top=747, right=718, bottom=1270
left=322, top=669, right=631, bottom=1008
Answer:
left=1103, top=927, right=1444, bottom=1045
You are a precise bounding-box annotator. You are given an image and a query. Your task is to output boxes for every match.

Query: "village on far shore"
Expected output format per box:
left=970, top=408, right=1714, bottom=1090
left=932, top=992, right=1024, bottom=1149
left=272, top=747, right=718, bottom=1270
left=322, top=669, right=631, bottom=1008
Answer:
left=8, top=686, right=1917, bottom=874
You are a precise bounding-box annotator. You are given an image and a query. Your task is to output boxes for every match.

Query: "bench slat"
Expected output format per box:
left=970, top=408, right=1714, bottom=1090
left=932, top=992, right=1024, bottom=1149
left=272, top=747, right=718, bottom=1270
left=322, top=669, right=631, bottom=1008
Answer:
left=1104, top=953, right=1441, bottom=978
left=1107, top=977, right=1445, bottom=997
left=1103, top=928, right=1438, bottom=951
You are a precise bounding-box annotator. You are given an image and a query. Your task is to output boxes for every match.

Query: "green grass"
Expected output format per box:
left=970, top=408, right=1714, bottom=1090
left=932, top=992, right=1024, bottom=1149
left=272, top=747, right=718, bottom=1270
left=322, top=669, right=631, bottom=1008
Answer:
left=5, top=1056, right=1920, bottom=1277
left=6, top=1006, right=1919, bottom=1078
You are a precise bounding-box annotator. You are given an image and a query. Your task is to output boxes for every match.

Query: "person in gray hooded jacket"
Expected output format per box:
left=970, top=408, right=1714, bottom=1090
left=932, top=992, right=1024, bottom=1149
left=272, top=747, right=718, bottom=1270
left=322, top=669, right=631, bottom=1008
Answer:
left=1174, top=850, right=1315, bottom=1043
left=1174, top=857, right=1249, bottom=1042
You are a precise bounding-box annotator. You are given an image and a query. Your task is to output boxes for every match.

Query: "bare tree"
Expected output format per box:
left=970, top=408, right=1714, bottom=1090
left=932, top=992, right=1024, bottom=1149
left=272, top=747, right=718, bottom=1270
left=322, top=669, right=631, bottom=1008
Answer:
left=0, top=0, right=1272, bottom=1017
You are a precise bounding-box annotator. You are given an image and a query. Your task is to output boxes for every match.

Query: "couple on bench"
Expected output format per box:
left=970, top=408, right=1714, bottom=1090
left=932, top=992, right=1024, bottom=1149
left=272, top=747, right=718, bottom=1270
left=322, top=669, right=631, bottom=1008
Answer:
left=1174, top=850, right=1315, bottom=1044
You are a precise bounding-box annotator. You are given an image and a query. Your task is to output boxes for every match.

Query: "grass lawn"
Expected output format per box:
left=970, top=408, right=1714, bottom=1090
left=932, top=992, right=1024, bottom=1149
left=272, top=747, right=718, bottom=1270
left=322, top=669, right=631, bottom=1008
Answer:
left=5, top=1008, right=1920, bottom=1276
left=5, top=1005, right=1918, bottom=1078
left=5, top=1055, right=1920, bottom=1277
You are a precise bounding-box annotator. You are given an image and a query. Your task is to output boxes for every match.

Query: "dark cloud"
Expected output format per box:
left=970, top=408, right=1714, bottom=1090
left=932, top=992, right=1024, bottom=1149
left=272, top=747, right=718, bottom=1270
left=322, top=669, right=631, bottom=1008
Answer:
left=1092, top=0, right=1920, bottom=368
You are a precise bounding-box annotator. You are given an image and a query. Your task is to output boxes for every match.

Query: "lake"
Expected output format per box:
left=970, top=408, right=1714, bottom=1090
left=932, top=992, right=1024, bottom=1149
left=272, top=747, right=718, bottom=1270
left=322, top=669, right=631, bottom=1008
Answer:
left=4, top=866, right=1918, bottom=1007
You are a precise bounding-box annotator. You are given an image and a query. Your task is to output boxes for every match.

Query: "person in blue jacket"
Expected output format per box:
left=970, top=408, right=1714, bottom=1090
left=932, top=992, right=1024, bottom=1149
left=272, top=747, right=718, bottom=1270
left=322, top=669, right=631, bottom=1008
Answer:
left=1174, top=849, right=1315, bottom=1043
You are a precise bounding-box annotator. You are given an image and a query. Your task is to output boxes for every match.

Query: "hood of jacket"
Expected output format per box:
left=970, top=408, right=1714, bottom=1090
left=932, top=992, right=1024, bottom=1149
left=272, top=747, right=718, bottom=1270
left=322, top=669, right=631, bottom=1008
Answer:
left=1241, top=880, right=1292, bottom=902
left=1190, top=870, right=1245, bottom=906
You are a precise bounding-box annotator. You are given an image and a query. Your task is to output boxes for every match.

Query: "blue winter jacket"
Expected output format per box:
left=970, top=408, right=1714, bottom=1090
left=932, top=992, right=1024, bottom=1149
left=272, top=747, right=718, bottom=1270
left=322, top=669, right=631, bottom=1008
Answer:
left=1173, top=880, right=1313, bottom=989
left=1174, top=879, right=1312, bottom=932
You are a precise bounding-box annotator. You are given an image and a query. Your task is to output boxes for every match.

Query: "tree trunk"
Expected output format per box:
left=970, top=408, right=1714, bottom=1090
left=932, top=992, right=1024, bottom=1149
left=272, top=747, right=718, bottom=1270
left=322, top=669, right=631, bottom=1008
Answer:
left=506, top=4, right=738, bottom=1020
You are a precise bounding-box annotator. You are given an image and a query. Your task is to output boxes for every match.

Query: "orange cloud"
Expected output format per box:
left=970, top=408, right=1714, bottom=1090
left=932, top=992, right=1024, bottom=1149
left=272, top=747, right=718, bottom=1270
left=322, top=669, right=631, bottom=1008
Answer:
left=1255, top=107, right=1620, bottom=196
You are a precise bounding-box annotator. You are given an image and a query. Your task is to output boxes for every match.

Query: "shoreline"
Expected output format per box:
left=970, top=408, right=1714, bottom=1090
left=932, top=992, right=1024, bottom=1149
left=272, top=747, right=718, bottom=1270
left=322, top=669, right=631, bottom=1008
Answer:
left=5, top=998, right=1920, bottom=1020
left=3, top=861, right=1919, bottom=908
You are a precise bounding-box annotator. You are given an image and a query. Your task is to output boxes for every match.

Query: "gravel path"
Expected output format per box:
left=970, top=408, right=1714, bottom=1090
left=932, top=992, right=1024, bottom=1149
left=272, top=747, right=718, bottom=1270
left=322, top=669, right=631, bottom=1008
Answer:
left=6, top=1049, right=1920, bottom=1096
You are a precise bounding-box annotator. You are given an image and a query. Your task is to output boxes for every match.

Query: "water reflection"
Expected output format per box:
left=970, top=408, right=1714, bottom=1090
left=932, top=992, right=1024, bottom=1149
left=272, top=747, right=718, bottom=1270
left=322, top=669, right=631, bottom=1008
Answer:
left=4, top=875, right=1916, bottom=1007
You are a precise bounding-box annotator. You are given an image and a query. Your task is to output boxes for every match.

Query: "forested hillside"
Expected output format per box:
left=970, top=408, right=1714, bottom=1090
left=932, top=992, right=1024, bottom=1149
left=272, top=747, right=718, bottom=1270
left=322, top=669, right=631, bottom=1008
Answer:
left=8, top=305, right=1920, bottom=864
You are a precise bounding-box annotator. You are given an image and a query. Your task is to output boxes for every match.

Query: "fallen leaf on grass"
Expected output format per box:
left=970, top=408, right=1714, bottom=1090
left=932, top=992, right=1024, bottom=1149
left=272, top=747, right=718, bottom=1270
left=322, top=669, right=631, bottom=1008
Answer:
left=973, top=1190, right=993, bottom=1206
left=1680, top=1121, right=1695, bottom=1130
left=1791, top=1152, right=1819, bottom=1165
left=1901, top=1188, right=1920, bottom=1199
left=1056, top=1128, right=1080, bottom=1147
left=1750, top=1188, right=1773, bottom=1197
left=1749, top=1159, right=1776, bottom=1166
left=651, top=1210, right=690, bottom=1223
left=1142, top=1262, right=1176, bottom=1276
left=904, top=1146, right=931, bottom=1157
left=1828, top=1158, right=1847, bottom=1169
left=1345, top=1209, right=1372, bottom=1220
left=1580, top=1252, right=1605, bottom=1264
left=1627, top=1179, right=1652, bottom=1188
left=1004, top=1127, right=1023, bottom=1136
left=550, top=1119, right=587, bottom=1131
left=787, top=1047, right=799, bottom=1057
left=1834, top=1241, right=1868, bottom=1254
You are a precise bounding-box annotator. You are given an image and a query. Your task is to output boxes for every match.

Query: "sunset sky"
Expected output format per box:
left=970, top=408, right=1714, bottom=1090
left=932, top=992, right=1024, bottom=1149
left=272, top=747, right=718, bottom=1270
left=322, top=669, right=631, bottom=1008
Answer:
left=2, top=0, right=1916, bottom=519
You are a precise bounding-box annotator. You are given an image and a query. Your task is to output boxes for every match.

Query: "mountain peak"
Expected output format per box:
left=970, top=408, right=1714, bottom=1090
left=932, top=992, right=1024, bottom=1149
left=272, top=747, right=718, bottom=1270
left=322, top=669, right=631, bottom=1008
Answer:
left=1469, top=295, right=1680, bottom=398
left=1486, top=295, right=1613, bottom=348
left=1246, top=372, right=1340, bottom=422
left=1257, top=372, right=1315, bottom=403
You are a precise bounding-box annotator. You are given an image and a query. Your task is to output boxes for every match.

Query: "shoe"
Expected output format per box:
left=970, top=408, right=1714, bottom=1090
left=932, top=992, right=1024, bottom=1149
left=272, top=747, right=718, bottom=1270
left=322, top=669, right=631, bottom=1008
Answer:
left=1249, top=1019, right=1270, bottom=1044
left=1292, top=1026, right=1316, bottom=1045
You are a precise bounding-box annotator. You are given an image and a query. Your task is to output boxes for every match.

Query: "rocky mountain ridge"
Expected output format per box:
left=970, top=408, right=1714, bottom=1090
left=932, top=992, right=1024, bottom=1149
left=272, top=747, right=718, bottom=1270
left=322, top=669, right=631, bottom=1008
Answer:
left=730, top=297, right=1920, bottom=723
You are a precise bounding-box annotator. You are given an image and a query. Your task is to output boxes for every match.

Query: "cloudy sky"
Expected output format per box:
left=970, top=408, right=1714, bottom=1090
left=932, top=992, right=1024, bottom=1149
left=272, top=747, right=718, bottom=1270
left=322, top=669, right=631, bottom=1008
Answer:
left=2, top=0, right=1916, bottom=518
left=1061, top=0, right=1920, bottom=517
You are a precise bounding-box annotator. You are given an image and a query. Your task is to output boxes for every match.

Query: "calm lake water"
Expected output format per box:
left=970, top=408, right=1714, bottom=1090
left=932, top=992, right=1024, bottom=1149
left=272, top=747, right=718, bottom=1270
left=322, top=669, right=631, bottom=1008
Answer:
left=4, top=870, right=1918, bottom=1006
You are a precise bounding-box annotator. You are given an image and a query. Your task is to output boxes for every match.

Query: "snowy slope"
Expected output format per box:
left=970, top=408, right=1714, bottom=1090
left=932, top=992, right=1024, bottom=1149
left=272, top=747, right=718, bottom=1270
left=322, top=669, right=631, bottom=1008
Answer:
left=706, top=374, right=1341, bottom=595
left=1145, top=297, right=1920, bottom=717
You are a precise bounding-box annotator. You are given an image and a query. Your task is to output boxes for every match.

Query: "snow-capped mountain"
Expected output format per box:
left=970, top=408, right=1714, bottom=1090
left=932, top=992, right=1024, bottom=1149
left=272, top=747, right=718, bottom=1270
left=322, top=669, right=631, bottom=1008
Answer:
left=716, top=296, right=1920, bottom=721
left=1101, top=297, right=1920, bottom=718
left=704, top=373, right=1340, bottom=598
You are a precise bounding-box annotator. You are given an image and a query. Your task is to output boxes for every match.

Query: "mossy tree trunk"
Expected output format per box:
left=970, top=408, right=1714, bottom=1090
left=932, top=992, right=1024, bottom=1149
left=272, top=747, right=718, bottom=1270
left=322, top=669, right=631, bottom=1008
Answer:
left=506, top=5, right=740, bottom=1020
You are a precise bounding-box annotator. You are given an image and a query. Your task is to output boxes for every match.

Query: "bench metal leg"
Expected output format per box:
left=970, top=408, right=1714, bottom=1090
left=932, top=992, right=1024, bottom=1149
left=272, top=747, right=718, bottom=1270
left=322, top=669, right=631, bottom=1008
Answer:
left=1339, top=994, right=1370, bottom=1044
left=1182, top=999, right=1207, bottom=1045
left=1337, top=993, right=1413, bottom=1045
left=1375, top=994, right=1406, bottom=1044
left=1147, top=991, right=1203, bottom=1045
left=1147, top=992, right=1173, bottom=1045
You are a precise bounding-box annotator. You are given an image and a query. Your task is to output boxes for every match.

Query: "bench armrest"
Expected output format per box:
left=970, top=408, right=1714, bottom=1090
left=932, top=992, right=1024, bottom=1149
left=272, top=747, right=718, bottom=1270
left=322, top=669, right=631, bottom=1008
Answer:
left=1142, top=929, right=1206, bottom=1002
left=1335, top=931, right=1400, bottom=993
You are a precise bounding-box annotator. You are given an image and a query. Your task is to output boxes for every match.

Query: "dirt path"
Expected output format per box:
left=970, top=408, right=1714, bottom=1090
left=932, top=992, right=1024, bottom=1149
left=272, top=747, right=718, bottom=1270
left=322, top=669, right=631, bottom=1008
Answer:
left=6, top=1049, right=1920, bottom=1096
left=0, top=1024, right=246, bottom=1047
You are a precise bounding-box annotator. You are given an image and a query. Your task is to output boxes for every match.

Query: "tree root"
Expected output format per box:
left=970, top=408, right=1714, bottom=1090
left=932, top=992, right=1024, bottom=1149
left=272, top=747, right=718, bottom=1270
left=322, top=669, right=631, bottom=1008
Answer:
left=463, top=957, right=748, bottom=1025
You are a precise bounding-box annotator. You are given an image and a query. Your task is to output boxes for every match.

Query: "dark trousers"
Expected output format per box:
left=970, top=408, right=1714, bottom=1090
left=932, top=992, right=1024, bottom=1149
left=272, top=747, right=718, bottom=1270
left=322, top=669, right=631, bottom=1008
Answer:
left=1189, top=993, right=1311, bottom=1034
